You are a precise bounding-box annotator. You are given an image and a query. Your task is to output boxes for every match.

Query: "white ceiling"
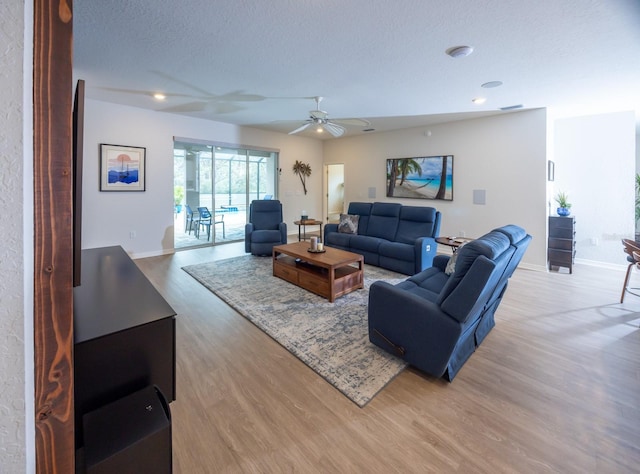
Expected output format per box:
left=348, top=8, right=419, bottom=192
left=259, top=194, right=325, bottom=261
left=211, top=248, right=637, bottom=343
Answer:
left=74, top=0, right=640, bottom=139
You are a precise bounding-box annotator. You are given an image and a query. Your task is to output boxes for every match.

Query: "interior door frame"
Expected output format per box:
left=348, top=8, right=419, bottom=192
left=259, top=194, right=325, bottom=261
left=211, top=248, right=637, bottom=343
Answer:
left=324, top=163, right=345, bottom=223
left=33, top=0, right=75, bottom=471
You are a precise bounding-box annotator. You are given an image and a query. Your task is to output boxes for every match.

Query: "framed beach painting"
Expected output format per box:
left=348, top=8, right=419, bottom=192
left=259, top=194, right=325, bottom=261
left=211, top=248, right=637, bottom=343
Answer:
left=100, top=143, right=146, bottom=191
left=386, top=155, right=453, bottom=201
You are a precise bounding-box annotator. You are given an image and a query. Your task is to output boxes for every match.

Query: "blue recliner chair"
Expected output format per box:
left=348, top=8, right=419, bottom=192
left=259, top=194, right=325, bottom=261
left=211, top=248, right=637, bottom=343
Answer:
left=368, top=225, right=531, bottom=381
left=245, top=200, right=287, bottom=255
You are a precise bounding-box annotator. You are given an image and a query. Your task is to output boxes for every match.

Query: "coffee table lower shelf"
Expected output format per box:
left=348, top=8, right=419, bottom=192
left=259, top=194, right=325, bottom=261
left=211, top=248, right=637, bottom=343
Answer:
left=273, top=255, right=363, bottom=302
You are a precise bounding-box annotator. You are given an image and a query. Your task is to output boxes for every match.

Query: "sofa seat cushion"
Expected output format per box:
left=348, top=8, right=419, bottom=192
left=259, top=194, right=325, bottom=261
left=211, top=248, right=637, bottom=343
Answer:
left=379, top=241, right=414, bottom=262
left=407, top=267, right=450, bottom=296
left=251, top=229, right=283, bottom=243
left=394, top=279, right=441, bottom=302
left=350, top=235, right=386, bottom=253
left=325, top=231, right=353, bottom=248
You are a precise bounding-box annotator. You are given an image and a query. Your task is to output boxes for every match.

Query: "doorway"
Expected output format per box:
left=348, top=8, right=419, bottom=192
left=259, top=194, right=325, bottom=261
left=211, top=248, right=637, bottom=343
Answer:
left=174, top=141, right=279, bottom=249
left=325, top=164, right=345, bottom=223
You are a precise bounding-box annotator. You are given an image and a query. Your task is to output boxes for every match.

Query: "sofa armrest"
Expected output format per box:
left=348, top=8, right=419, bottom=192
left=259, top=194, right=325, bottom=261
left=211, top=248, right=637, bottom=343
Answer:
left=324, top=223, right=338, bottom=241
left=414, top=236, right=438, bottom=273
left=368, top=280, right=461, bottom=377
left=433, top=255, right=450, bottom=272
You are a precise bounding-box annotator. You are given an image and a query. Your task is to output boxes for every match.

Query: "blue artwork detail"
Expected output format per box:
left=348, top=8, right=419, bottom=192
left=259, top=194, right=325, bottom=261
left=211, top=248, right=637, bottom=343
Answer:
left=108, top=169, right=139, bottom=184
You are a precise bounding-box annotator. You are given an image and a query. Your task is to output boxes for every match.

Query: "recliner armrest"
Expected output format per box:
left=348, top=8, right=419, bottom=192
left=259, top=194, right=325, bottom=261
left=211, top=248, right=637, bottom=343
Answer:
left=278, top=222, right=287, bottom=242
left=245, top=223, right=255, bottom=252
left=368, top=280, right=461, bottom=377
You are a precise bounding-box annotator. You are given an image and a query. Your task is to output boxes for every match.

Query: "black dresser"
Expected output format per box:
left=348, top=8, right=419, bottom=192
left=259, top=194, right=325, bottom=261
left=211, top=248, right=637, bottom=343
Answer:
left=548, top=216, right=576, bottom=273
left=74, top=246, right=176, bottom=472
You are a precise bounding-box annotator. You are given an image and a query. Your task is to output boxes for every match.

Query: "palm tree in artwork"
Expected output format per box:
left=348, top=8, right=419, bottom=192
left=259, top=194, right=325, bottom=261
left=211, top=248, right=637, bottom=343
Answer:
left=435, top=155, right=449, bottom=200
left=387, top=159, right=399, bottom=196
left=398, top=159, right=422, bottom=186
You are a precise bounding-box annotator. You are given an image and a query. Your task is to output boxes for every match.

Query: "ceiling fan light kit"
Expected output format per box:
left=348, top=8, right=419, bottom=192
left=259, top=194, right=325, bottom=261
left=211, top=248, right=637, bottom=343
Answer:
left=287, top=96, right=370, bottom=138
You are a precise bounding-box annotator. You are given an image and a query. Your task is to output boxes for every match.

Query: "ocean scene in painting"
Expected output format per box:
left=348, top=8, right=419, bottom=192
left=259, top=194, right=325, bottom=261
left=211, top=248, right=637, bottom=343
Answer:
left=386, top=155, right=453, bottom=200
left=107, top=152, right=140, bottom=184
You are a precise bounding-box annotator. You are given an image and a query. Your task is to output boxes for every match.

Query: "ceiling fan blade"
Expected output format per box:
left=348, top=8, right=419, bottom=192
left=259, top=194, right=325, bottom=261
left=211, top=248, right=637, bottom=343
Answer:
left=331, top=118, right=371, bottom=127
left=159, top=101, right=207, bottom=113
left=323, top=122, right=345, bottom=137
left=289, top=123, right=312, bottom=135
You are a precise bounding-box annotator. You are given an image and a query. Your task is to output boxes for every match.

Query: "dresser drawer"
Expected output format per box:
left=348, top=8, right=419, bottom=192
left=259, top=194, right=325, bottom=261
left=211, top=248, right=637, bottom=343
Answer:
left=548, top=237, right=574, bottom=250
left=548, top=248, right=574, bottom=265
left=549, top=216, right=575, bottom=230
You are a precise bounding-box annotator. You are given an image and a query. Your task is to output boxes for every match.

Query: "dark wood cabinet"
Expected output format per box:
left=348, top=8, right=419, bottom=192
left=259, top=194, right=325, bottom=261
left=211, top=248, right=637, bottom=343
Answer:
left=548, top=216, right=576, bottom=273
left=73, top=246, right=176, bottom=453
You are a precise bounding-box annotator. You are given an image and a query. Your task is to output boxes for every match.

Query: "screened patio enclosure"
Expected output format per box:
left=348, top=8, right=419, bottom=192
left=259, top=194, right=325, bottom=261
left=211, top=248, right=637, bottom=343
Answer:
left=174, top=140, right=279, bottom=249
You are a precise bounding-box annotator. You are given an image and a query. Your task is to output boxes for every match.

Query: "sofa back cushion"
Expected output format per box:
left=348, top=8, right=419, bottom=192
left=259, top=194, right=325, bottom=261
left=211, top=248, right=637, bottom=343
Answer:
left=366, top=202, right=402, bottom=241
left=250, top=200, right=282, bottom=230
left=436, top=231, right=512, bottom=322
left=395, top=206, right=439, bottom=244
left=347, top=202, right=372, bottom=234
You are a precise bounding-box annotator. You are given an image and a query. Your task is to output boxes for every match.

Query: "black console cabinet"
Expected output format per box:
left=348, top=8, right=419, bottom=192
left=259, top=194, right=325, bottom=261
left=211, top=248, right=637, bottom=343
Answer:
left=73, top=246, right=176, bottom=456
left=548, top=216, right=576, bottom=273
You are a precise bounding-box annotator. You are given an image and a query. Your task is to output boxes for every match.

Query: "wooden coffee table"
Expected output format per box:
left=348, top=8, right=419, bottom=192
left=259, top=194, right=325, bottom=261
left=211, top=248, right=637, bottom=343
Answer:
left=272, top=241, right=364, bottom=302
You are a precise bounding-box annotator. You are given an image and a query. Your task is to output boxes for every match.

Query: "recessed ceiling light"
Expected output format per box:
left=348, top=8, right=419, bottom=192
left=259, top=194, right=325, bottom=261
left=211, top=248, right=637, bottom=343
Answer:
left=446, top=45, right=474, bottom=58
left=472, top=97, right=486, bottom=104
left=153, top=93, right=166, bottom=100
left=481, top=81, right=503, bottom=88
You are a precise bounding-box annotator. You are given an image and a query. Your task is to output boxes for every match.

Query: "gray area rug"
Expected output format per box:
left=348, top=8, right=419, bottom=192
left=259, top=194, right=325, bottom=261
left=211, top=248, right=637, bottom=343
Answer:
left=182, top=255, right=407, bottom=407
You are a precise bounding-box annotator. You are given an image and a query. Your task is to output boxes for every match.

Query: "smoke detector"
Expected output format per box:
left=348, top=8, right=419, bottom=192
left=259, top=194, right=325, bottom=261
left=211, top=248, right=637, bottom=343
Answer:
left=446, top=45, right=474, bottom=58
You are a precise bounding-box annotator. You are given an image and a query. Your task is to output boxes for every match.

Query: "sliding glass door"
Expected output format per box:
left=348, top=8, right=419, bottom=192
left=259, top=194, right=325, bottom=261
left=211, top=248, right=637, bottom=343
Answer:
left=174, top=141, right=278, bottom=249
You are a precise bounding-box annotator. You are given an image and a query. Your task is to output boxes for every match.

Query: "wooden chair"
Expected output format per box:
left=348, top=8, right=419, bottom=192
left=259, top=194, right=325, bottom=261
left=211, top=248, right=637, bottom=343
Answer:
left=620, top=238, right=640, bottom=303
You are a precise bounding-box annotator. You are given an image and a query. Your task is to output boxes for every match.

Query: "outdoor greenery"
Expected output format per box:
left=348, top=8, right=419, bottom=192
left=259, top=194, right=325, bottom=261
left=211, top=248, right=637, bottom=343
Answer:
left=174, top=185, right=184, bottom=205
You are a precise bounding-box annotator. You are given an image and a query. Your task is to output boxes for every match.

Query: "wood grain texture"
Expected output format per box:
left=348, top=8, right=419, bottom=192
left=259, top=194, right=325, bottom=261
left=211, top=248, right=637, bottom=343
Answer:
left=33, top=0, right=74, bottom=472
left=135, top=242, right=640, bottom=473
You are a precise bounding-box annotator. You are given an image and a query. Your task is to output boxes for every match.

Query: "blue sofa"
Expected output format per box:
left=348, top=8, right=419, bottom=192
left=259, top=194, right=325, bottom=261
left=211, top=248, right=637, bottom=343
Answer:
left=323, top=202, right=441, bottom=275
left=368, top=225, right=531, bottom=381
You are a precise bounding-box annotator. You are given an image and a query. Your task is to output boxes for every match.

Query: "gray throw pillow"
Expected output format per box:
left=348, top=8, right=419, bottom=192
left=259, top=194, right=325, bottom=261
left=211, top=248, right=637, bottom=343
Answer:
left=338, top=214, right=359, bottom=234
left=444, top=242, right=466, bottom=275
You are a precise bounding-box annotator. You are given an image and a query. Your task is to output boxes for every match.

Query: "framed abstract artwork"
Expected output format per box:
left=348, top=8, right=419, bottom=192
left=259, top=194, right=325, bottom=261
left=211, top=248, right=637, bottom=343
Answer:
left=100, top=143, right=146, bottom=191
left=386, top=155, right=453, bottom=201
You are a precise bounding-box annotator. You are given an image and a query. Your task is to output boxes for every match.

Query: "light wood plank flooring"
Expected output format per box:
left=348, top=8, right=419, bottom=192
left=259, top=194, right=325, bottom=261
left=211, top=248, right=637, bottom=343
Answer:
left=135, top=243, right=640, bottom=473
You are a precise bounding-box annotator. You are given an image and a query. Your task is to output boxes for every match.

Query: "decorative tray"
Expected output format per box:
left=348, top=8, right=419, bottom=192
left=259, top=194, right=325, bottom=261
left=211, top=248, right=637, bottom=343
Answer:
left=307, top=248, right=326, bottom=253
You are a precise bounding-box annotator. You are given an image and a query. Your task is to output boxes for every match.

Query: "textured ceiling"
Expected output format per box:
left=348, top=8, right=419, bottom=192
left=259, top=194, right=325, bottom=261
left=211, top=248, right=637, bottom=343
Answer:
left=74, top=0, right=640, bottom=138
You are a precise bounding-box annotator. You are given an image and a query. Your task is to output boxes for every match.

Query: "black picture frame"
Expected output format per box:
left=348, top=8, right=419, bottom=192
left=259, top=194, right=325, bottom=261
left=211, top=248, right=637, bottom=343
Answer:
left=386, top=155, right=453, bottom=201
left=99, top=143, right=146, bottom=191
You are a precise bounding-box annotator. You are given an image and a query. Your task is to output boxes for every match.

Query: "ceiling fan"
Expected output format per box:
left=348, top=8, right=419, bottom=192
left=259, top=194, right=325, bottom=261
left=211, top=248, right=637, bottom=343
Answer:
left=288, top=96, right=371, bottom=137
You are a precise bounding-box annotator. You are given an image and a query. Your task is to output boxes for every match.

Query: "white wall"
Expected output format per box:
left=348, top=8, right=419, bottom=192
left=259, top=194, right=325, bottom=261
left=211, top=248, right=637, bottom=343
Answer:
left=82, top=99, right=324, bottom=257
left=554, top=111, right=636, bottom=266
left=1, top=0, right=31, bottom=471
left=323, top=110, right=549, bottom=269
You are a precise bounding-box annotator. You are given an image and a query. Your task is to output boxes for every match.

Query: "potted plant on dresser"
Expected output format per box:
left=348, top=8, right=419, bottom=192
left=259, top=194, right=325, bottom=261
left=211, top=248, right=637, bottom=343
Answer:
left=555, top=191, right=571, bottom=216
